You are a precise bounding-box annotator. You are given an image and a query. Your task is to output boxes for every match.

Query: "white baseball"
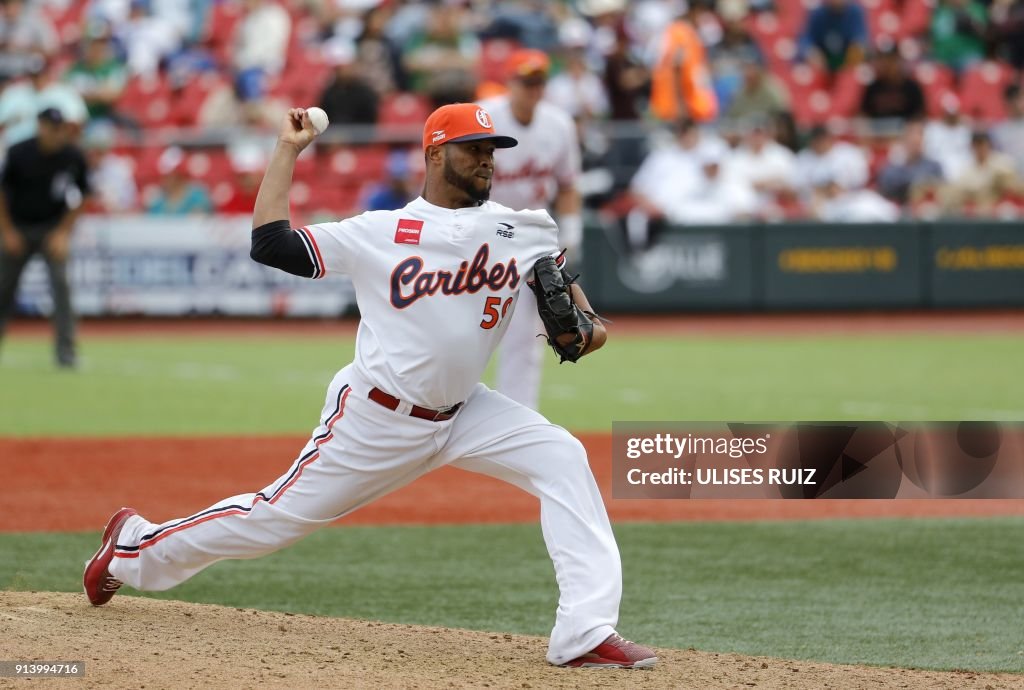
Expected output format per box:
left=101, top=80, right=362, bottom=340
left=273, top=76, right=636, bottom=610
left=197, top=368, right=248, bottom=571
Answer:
left=306, top=107, right=329, bottom=135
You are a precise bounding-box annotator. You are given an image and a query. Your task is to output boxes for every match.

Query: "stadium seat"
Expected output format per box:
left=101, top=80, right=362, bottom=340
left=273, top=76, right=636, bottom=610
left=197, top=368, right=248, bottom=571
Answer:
left=322, top=146, right=390, bottom=186
left=959, top=61, right=1015, bottom=122
left=773, top=0, right=809, bottom=38
left=900, top=0, right=935, bottom=39
left=913, top=62, right=956, bottom=118
left=378, top=93, right=431, bottom=128
left=830, top=65, right=873, bottom=118
left=186, top=149, right=234, bottom=185
left=168, top=73, right=225, bottom=127
left=133, top=147, right=167, bottom=186
left=779, top=63, right=831, bottom=125
left=47, top=0, right=87, bottom=47
left=479, top=39, right=520, bottom=83
left=204, top=1, right=243, bottom=68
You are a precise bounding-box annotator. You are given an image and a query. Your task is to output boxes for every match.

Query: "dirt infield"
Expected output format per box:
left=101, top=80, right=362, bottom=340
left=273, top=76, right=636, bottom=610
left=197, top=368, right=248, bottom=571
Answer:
left=4, top=435, right=1024, bottom=532
left=7, top=309, right=1024, bottom=340
left=2, top=592, right=1020, bottom=690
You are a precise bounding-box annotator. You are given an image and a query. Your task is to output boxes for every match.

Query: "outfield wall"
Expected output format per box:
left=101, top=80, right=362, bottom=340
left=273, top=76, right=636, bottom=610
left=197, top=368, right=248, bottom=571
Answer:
left=9, top=215, right=1023, bottom=317
left=585, top=219, right=1024, bottom=311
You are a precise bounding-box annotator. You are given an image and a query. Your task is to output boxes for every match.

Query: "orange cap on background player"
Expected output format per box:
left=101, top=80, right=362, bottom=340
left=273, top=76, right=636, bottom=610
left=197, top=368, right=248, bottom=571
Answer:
left=506, top=48, right=550, bottom=82
left=421, top=103, right=518, bottom=151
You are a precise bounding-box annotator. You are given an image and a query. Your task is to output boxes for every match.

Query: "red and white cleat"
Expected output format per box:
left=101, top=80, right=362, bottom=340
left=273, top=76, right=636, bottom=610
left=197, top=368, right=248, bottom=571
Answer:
left=83, top=507, right=138, bottom=606
left=562, top=633, right=658, bottom=669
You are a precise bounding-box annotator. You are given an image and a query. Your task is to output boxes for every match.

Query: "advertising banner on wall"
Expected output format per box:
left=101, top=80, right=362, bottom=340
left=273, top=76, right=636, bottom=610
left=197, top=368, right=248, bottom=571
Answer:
left=928, top=222, right=1024, bottom=307
left=583, top=223, right=756, bottom=311
left=14, top=216, right=357, bottom=318
left=762, top=224, right=923, bottom=308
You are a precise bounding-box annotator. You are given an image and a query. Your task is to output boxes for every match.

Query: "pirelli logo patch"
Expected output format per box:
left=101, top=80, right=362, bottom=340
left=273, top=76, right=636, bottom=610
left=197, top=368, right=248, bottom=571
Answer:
left=395, top=218, right=424, bottom=245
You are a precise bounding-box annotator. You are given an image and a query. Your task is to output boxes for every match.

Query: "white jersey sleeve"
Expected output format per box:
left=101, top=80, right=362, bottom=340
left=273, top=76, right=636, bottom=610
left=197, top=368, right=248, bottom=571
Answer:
left=298, top=214, right=372, bottom=278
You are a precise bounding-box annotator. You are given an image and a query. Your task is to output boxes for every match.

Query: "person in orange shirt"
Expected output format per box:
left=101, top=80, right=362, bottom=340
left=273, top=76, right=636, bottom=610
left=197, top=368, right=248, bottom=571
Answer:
left=649, top=16, right=718, bottom=122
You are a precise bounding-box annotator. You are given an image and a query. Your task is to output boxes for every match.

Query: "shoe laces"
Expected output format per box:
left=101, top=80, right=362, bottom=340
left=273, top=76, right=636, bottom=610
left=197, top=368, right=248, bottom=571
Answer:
left=102, top=578, right=123, bottom=592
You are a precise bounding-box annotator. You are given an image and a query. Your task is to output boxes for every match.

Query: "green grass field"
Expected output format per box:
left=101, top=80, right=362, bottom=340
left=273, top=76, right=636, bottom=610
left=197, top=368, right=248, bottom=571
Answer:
left=1, top=331, right=1021, bottom=435
left=3, top=327, right=1023, bottom=673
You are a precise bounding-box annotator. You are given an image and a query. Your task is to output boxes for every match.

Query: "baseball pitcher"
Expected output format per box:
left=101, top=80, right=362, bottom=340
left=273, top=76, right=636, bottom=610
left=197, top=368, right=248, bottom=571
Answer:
left=83, top=103, right=656, bottom=670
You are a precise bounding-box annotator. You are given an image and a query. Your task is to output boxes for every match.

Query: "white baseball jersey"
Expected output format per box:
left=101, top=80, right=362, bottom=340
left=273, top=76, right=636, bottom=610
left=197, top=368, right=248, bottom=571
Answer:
left=477, top=96, right=581, bottom=212
left=300, top=196, right=560, bottom=408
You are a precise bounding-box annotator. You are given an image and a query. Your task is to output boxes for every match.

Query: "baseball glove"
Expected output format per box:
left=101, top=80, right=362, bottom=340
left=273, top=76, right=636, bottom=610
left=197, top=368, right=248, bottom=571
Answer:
left=529, top=254, right=598, bottom=363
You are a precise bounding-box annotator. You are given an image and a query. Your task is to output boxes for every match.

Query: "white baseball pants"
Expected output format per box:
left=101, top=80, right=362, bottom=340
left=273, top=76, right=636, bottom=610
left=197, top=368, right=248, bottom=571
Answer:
left=109, top=365, right=621, bottom=665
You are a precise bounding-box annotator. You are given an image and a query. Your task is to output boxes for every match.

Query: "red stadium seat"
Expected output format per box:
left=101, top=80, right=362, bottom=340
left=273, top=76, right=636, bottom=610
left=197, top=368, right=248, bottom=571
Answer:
left=900, top=0, right=935, bottom=39
left=186, top=149, right=234, bottom=185
left=773, top=0, right=810, bottom=38
left=204, top=1, right=243, bottom=67
left=378, top=93, right=430, bottom=128
left=168, top=73, right=225, bottom=127
left=913, top=62, right=957, bottom=117
left=48, top=0, right=87, bottom=46
left=307, top=185, right=363, bottom=216
left=479, top=39, right=520, bottom=83
left=830, top=65, right=873, bottom=118
left=779, top=63, right=831, bottom=125
left=133, top=146, right=167, bottom=186
left=322, top=146, right=390, bottom=186
left=959, top=61, right=1015, bottom=122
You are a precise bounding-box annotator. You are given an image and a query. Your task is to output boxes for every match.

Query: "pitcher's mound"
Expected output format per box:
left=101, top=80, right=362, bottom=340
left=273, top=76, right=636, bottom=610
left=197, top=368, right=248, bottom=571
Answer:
left=0, top=592, right=1016, bottom=689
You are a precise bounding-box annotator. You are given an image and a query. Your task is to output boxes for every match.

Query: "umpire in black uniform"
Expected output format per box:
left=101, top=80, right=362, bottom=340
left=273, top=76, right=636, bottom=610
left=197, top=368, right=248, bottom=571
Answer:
left=0, top=107, right=90, bottom=368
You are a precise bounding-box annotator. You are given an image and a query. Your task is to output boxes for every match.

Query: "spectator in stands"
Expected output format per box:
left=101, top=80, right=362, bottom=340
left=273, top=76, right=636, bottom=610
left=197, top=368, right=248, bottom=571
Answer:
left=481, top=0, right=560, bottom=50
left=0, top=55, right=87, bottom=149
left=649, top=12, right=718, bottom=123
left=630, top=118, right=727, bottom=219
left=364, top=149, right=415, bottom=212
left=992, top=84, right=1024, bottom=175
left=811, top=175, right=901, bottom=221
left=795, top=125, right=869, bottom=192
left=940, top=131, right=1021, bottom=214
left=0, top=0, right=58, bottom=83
left=64, top=25, right=130, bottom=129
left=114, top=0, right=186, bottom=78
left=930, top=0, right=986, bottom=73
left=603, top=23, right=648, bottom=121
left=989, top=0, right=1024, bottom=71
left=923, top=93, right=972, bottom=180
left=544, top=22, right=609, bottom=122
left=859, top=44, right=926, bottom=121
left=876, top=121, right=945, bottom=204
left=146, top=146, right=213, bottom=215
left=731, top=118, right=799, bottom=207
left=663, top=142, right=757, bottom=224
left=83, top=121, right=136, bottom=213
left=723, top=53, right=790, bottom=122
left=796, top=0, right=869, bottom=74
left=402, top=3, right=478, bottom=106
left=231, top=0, right=291, bottom=108
left=709, top=19, right=762, bottom=113
left=355, top=3, right=408, bottom=95
left=318, top=38, right=379, bottom=128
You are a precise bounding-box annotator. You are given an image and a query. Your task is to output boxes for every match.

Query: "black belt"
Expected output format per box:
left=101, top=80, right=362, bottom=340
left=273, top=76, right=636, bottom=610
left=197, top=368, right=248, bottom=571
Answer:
left=368, top=387, right=462, bottom=422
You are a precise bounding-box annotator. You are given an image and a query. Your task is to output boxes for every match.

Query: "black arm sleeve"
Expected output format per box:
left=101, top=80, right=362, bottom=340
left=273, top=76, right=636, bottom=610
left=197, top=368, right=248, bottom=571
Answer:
left=250, top=220, right=317, bottom=278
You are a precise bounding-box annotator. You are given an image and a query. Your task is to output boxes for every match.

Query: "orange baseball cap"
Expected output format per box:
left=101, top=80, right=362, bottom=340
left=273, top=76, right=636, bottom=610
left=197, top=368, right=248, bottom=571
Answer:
left=422, top=103, right=518, bottom=151
left=507, top=49, right=551, bottom=80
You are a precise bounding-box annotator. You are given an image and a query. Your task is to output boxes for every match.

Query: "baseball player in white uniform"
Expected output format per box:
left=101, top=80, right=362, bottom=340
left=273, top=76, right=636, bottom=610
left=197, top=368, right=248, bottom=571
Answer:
left=479, top=49, right=584, bottom=411
left=83, top=103, right=656, bottom=669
